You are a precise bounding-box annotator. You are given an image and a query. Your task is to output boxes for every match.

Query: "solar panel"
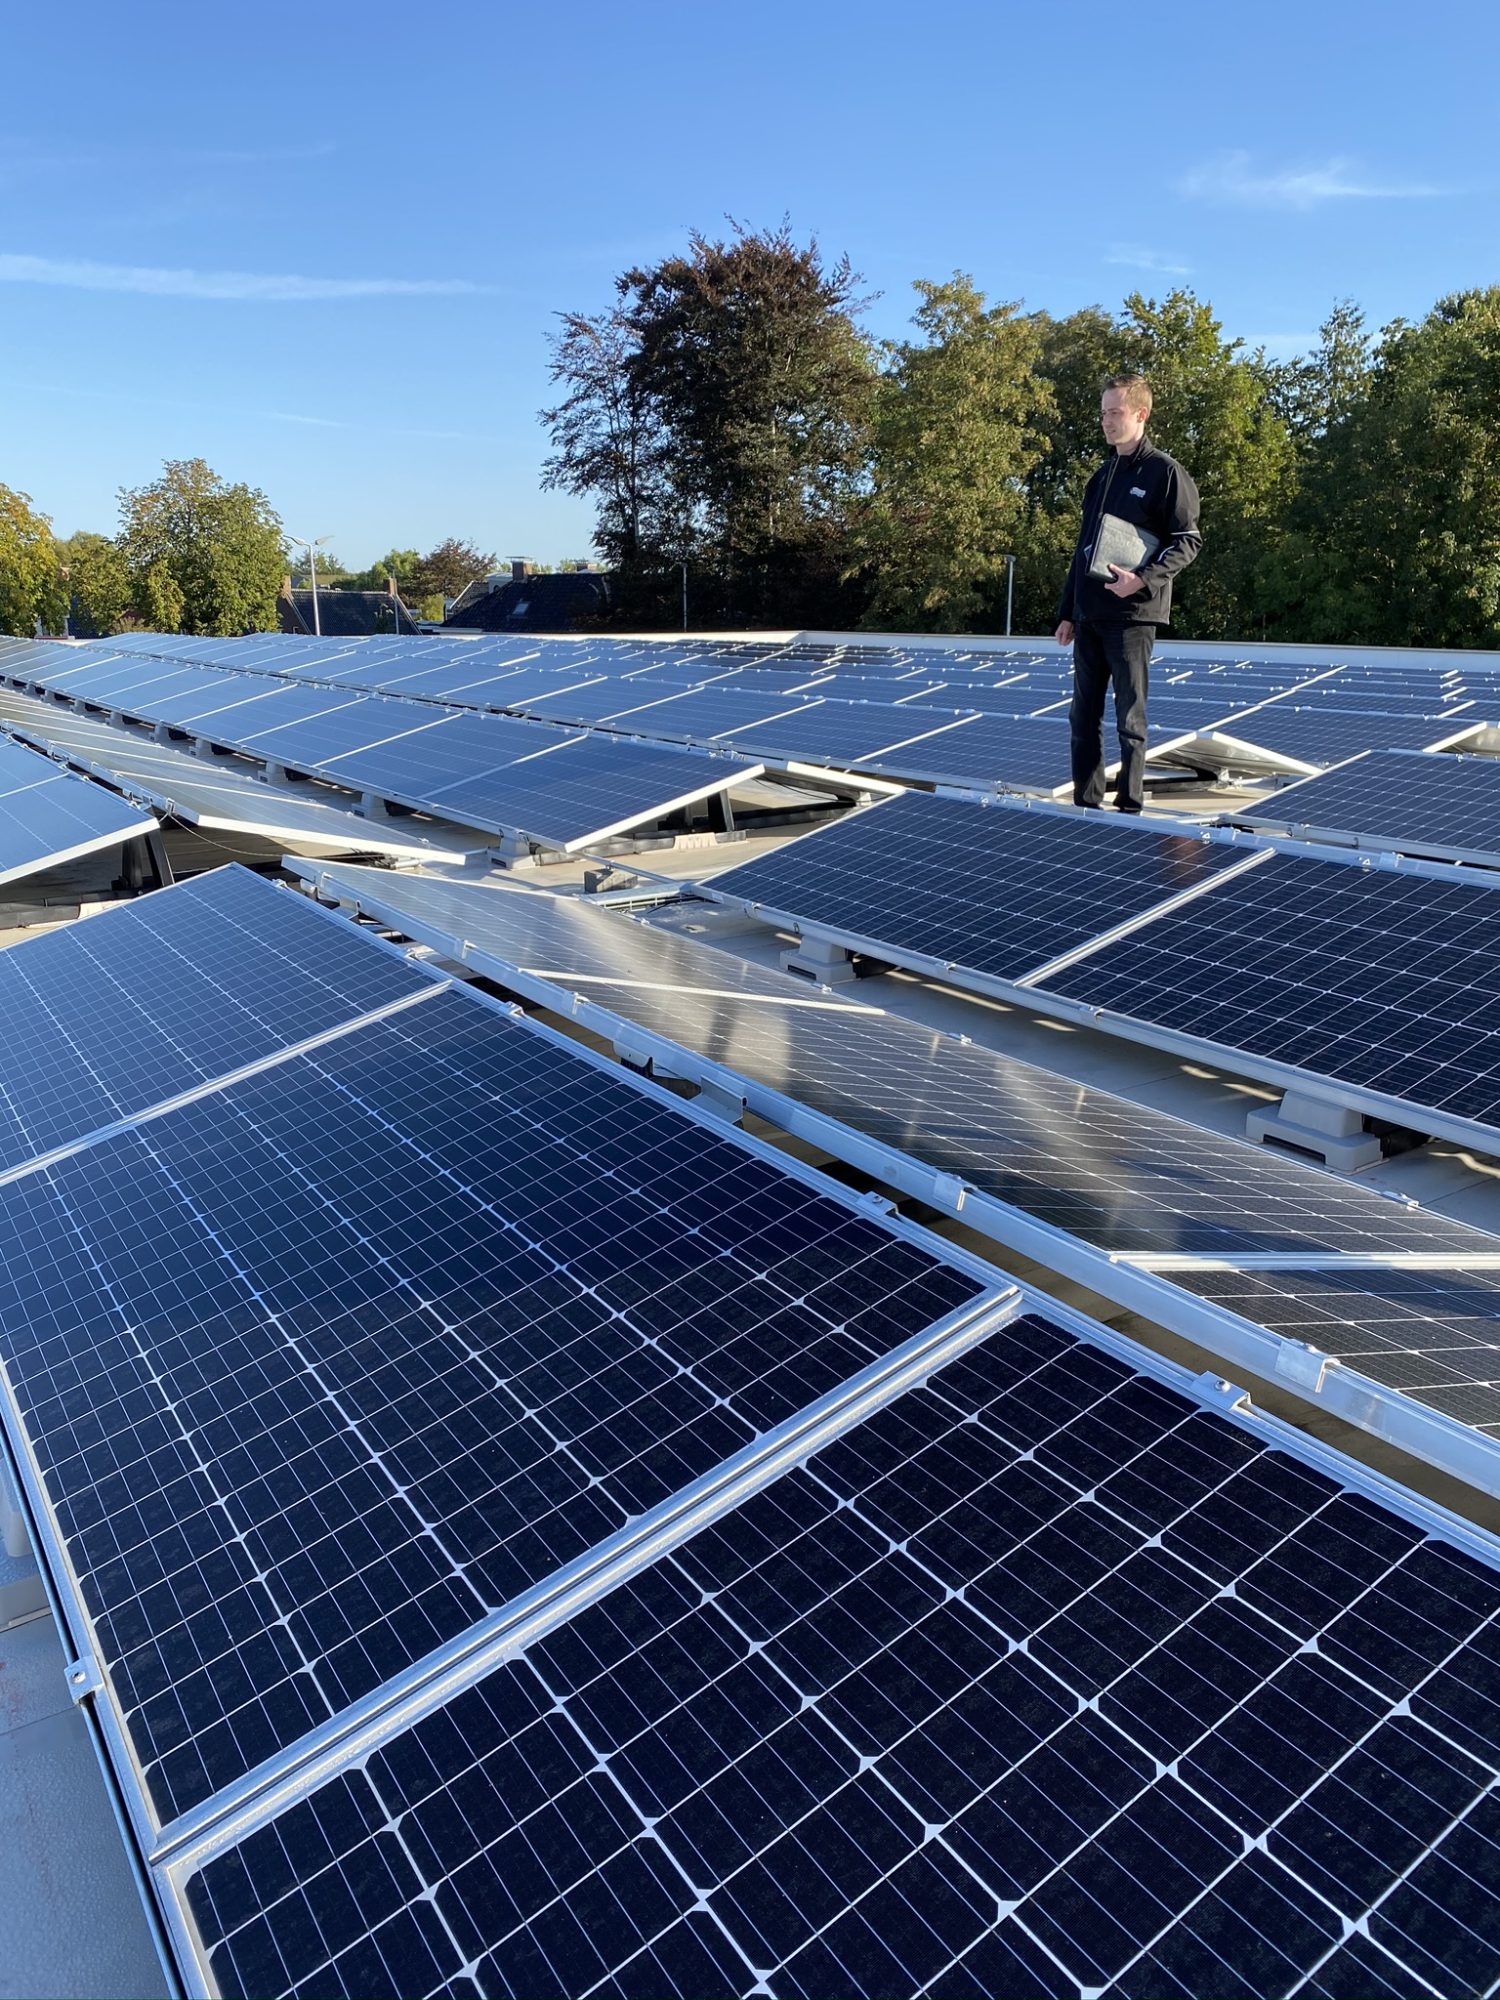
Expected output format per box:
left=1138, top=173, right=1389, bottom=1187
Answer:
left=290, top=861, right=1500, bottom=1490
left=1039, top=851, right=1500, bottom=1144
left=0, top=980, right=994, bottom=1827
left=0, top=865, right=435, bottom=1171
left=415, top=737, right=762, bottom=849
left=287, top=860, right=1500, bottom=1256
left=176, top=1307, right=1500, bottom=2000
left=0, top=767, right=154, bottom=884
left=1169, top=1266, right=1500, bottom=1432
left=1235, top=749, right=1500, bottom=866
left=704, top=793, right=1254, bottom=986
left=0, top=693, right=487, bottom=863
left=5, top=648, right=761, bottom=850
left=1178, top=710, right=1485, bottom=772
left=713, top=699, right=978, bottom=765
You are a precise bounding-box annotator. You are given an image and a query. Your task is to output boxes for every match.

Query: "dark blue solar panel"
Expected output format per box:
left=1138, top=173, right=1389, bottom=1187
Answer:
left=1169, top=1265, right=1500, bottom=1432
left=0, top=865, right=434, bottom=1170
left=291, top=859, right=1500, bottom=1267
left=324, top=711, right=568, bottom=791
left=1041, top=851, right=1500, bottom=1132
left=183, top=1314, right=1500, bottom=2000
left=1241, top=750, right=1500, bottom=863
left=35, top=658, right=226, bottom=710
left=715, top=700, right=975, bottom=764
left=240, top=698, right=456, bottom=762
left=1213, top=710, right=1481, bottom=767
left=707, top=792, right=1248, bottom=983
left=0, top=986, right=984, bottom=1824
left=424, top=735, right=752, bottom=847
left=0, top=766, right=153, bottom=883
left=857, top=712, right=1081, bottom=789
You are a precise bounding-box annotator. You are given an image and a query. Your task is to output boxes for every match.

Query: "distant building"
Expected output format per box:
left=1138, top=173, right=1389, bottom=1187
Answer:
left=277, top=575, right=421, bottom=636
left=446, top=559, right=611, bottom=634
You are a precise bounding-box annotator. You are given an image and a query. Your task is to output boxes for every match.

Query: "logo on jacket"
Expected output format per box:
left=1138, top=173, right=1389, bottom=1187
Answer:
left=1130, top=486, right=1147, bottom=498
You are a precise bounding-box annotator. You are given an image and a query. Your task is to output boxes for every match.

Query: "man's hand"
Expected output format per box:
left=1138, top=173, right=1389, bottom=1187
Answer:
left=1104, top=564, right=1146, bottom=599
left=1054, top=620, right=1074, bottom=646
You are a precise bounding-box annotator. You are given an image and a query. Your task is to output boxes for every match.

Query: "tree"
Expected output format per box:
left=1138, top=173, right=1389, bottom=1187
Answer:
left=1111, top=290, right=1296, bottom=637
left=1270, top=300, right=1373, bottom=440
left=117, top=459, right=286, bottom=634
left=1286, top=288, right=1500, bottom=647
left=57, top=530, right=130, bottom=636
left=541, top=305, right=675, bottom=572
left=409, top=536, right=497, bottom=603
left=544, top=220, right=877, bottom=626
left=859, top=275, right=1054, bottom=631
left=0, top=485, right=66, bottom=636
left=338, top=548, right=422, bottom=592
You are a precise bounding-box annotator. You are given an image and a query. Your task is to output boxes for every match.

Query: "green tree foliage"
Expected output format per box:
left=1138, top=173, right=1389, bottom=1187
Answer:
left=117, top=459, right=285, bottom=634
left=547, top=220, right=877, bottom=625
left=0, top=486, right=66, bottom=635
left=1282, top=289, right=1500, bottom=647
left=860, top=276, right=1053, bottom=631
left=541, top=306, right=676, bottom=572
left=1109, top=291, right=1296, bottom=638
left=339, top=547, right=423, bottom=591
left=57, top=530, right=131, bottom=636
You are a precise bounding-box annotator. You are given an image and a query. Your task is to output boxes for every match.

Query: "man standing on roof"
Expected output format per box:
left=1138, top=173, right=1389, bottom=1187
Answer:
left=1054, top=373, right=1201, bottom=813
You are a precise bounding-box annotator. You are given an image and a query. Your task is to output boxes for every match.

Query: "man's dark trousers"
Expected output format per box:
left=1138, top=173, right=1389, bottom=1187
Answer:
left=1070, top=620, right=1154, bottom=811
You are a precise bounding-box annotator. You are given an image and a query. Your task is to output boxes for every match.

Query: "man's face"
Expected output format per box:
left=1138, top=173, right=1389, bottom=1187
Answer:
left=1101, top=388, right=1148, bottom=450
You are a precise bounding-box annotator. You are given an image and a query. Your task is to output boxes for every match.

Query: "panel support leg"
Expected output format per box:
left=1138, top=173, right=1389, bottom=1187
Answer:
left=1246, top=1091, right=1385, bottom=1171
left=781, top=934, right=859, bottom=986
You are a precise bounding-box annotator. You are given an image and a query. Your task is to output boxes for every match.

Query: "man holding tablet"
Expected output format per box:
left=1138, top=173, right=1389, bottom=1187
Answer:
left=1054, top=374, right=1201, bottom=813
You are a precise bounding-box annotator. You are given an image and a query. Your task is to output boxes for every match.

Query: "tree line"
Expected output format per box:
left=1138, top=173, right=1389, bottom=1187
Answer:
left=542, top=221, right=1500, bottom=647
left=0, top=458, right=505, bottom=638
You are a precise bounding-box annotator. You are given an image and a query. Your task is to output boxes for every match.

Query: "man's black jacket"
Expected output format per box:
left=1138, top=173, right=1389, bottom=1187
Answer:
left=1055, top=435, right=1202, bottom=628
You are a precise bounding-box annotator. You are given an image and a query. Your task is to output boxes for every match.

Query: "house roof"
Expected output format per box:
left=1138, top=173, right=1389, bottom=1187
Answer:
left=278, top=589, right=421, bottom=637
left=445, top=569, right=610, bottom=634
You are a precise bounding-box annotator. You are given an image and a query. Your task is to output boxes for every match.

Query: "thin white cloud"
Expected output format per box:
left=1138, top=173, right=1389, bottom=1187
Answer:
left=1179, top=150, right=1451, bottom=209
left=0, top=253, right=488, bottom=301
left=1106, top=244, right=1192, bottom=276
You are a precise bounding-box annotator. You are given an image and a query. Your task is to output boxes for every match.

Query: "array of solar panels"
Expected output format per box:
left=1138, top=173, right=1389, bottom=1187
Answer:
left=8, top=627, right=1497, bottom=796
left=0, top=869, right=1497, bottom=1994
left=0, top=684, right=492, bottom=865
left=703, top=792, right=1500, bottom=1155
left=0, top=638, right=760, bottom=852
left=0, top=729, right=156, bottom=885
left=290, top=857, right=1500, bottom=1489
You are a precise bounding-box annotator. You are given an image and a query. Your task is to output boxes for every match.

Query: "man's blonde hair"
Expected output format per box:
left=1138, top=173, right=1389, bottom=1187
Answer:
left=1102, top=371, right=1153, bottom=415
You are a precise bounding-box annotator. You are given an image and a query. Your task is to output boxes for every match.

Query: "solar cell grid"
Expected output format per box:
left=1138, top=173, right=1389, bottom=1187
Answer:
left=1192, top=710, right=1483, bottom=768
left=1169, top=1266, right=1500, bottom=1432
left=0, top=986, right=986, bottom=1825
left=8, top=648, right=756, bottom=848
left=1040, top=851, right=1500, bottom=1137
left=0, top=867, right=432, bottom=1171
left=418, top=735, right=756, bottom=849
left=706, top=792, right=1250, bottom=985
left=0, top=769, right=153, bottom=884
left=289, top=859, right=1500, bottom=1266
left=1238, top=750, right=1500, bottom=864
left=181, top=1314, right=1500, bottom=2000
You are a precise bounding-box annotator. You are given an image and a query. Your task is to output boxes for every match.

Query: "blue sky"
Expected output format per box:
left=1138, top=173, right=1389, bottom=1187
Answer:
left=3, top=0, right=1494, bottom=566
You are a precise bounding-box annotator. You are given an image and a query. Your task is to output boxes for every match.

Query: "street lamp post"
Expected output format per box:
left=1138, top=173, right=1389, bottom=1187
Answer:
left=289, top=534, right=333, bottom=637
left=680, top=560, right=689, bottom=632
left=1004, top=553, right=1016, bottom=637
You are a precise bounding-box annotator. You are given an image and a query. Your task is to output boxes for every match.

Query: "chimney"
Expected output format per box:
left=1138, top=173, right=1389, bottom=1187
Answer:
left=385, top=573, right=399, bottom=596
left=279, top=575, right=294, bottom=598
left=511, top=559, right=533, bottom=582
